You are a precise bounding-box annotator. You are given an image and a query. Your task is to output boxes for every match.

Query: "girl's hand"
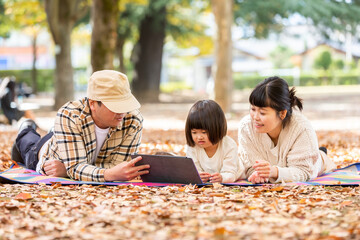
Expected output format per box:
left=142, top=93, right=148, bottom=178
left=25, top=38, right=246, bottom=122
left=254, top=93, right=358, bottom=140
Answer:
left=199, top=172, right=211, bottom=182
left=209, top=172, right=222, bottom=183
left=248, top=171, right=268, bottom=184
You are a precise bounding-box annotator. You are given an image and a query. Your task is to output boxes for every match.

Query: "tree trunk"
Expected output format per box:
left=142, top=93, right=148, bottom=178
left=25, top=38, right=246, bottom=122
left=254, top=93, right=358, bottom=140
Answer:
left=212, top=0, right=233, bottom=113
left=54, top=26, right=74, bottom=109
left=91, top=0, right=119, bottom=72
left=131, top=0, right=166, bottom=102
left=116, top=36, right=126, bottom=73
left=44, top=0, right=88, bottom=110
left=31, top=34, right=37, bottom=94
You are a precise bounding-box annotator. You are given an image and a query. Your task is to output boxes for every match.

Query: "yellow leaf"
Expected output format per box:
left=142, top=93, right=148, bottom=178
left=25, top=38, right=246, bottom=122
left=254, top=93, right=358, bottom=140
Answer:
left=271, top=186, right=284, bottom=192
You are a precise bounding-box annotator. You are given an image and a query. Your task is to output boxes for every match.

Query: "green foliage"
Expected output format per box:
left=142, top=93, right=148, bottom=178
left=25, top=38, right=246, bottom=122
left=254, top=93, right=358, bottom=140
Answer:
left=233, top=72, right=360, bottom=90
left=166, top=0, right=208, bottom=41
left=4, top=0, right=47, bottom=30
left=160, top=81, right=192, bottom=93
left=234, top=0, right=289, bottom=38
left=287, top=0, right=360, bottom=37
left=234, top=0, right=360, bottom=40
left=233, top=74, right=263, bottom=89
left=333, top=59, right=344, bottom=70
left=0, top=0, right=10, bottom=37
left=118, top=1, right=148, bottom=40
left=269, top=45, right=294, bottom=68
left=118, top=0, right=208, bottom=47
left=0, top=69, right=54, bottom=92
left=314, top=51, right=332, bottom=71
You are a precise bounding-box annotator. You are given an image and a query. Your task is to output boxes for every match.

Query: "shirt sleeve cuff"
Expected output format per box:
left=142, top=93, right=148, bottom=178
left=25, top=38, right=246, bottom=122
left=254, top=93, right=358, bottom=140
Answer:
left=272, top=166, right=287, bottom=183
left=97, top=168, right=107, bottom=182
left=221, top=173, right=236, bottom=183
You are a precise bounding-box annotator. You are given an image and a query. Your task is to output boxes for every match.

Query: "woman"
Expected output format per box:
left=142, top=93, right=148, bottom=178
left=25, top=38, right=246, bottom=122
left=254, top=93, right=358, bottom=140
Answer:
left=238, top=76, right=336, bottom=183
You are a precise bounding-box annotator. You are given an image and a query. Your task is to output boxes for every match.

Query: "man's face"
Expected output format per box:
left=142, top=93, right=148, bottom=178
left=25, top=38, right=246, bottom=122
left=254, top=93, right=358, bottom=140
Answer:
left=89, top=100, right=126, bottom=129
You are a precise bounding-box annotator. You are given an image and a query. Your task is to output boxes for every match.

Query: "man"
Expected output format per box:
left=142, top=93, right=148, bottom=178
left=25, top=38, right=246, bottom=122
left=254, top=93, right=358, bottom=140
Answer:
left=11, top=70, right=149, bottom=182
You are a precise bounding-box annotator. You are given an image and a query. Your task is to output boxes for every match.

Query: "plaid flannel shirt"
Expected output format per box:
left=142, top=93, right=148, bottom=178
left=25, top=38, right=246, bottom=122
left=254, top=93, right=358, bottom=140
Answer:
left=38, top=98, right=143, bottom=182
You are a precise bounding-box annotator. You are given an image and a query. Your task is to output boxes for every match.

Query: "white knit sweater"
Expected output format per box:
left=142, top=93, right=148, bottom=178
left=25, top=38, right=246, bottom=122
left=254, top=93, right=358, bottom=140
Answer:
left=186, top=136, right=244, bottom=183
left=238, top=111, right=336, bottom=183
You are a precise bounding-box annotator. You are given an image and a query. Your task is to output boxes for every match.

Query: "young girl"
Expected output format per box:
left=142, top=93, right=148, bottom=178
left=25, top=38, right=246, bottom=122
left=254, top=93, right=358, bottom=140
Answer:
left=238, top=76, right=336, bottom=184
left=185, top=100, right=244, bottom=183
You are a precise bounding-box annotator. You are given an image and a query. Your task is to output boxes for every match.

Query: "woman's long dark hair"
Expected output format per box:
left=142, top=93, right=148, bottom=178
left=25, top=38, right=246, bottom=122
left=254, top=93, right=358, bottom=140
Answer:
left=249, top=76, right=303, bottom=127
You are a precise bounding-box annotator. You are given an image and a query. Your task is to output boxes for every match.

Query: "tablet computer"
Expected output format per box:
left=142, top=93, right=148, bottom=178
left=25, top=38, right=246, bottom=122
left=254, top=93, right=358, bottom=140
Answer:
left=131, top=154, right=203, bottom=184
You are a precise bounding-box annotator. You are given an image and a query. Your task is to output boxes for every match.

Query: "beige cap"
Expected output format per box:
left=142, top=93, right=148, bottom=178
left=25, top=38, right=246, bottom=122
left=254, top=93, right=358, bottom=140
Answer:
left=87, top=70, right=140, bottom=113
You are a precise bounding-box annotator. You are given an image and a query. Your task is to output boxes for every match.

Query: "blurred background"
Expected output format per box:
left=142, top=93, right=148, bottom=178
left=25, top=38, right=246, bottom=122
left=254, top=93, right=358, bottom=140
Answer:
left=0, top=0, right=360, bottom=132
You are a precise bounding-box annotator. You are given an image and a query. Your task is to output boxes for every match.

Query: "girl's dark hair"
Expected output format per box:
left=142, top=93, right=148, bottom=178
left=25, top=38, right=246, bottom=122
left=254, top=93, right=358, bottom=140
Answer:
left=249, top=76, right=303, bottom=128
left=185, top=100, right=227, bottom=147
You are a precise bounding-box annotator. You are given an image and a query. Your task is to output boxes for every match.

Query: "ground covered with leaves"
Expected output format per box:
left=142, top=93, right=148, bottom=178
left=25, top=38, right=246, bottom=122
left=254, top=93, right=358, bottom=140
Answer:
left=0, top=130, right=360, bottom=239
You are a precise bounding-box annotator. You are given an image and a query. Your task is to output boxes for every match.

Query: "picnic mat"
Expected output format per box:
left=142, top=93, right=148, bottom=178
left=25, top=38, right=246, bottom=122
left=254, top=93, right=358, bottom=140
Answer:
left=223, top=163, right=360, bottom=186
left=0, top=164, right=179, bottom=187
left=0, top=163, right=359, bottom=186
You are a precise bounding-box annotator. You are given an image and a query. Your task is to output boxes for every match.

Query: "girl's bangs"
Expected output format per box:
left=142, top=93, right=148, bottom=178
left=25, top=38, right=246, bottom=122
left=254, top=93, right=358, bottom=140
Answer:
left=187, top=110, right=207, bottom=130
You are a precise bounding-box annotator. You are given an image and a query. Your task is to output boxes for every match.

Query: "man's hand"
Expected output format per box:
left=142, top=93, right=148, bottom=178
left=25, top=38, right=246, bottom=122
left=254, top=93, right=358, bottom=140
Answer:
left=209, top=172, right=222, bottom=183
left=43, top=160, right=67, bottom=177
left=104, top=156, right=150, bottom=182
left=199, top=172, right=211, bottom=182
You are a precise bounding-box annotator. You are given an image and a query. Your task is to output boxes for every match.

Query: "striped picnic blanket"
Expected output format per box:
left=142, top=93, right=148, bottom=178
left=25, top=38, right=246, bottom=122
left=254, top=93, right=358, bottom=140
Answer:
left=0, top=163, right=359, bottom=186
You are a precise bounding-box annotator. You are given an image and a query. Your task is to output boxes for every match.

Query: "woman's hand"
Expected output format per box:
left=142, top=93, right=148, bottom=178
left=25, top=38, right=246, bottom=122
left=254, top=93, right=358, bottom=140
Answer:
left=199, top=172, right=211, bottom=182
left=248, top=171, right=268, bottom=184
left=252, top=160, right=271, bottom=178
left=209, top=172, right=222, bottom=183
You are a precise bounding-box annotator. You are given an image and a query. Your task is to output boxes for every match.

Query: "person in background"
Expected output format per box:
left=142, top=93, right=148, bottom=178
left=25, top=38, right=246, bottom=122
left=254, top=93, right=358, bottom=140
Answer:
left=11, top=70, right=149, bottom=182
left=185, top=100, right=244, bottom=183
left=0, top=76, right=34, bottom=125
left=238, top=76, right=336, bottom=184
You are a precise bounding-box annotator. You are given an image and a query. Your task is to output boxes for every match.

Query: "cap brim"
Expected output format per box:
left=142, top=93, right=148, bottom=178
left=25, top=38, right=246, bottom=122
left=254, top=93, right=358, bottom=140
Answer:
left=102, top=95, right=141, bottom=113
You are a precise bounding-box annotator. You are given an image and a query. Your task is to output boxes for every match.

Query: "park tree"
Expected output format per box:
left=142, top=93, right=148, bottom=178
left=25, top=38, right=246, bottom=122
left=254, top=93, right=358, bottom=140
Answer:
left=115, top=0, right=148, bottom=73
left=212, top=0, right=233, bottom=113
left=3, top=0, right=47, bottom=94
left=91, top=0, right=119, bottom=72
left=44, top=0, right=89, bottom=110
left=131, top=0, right=207, bottom=102
left=131, top=0, right=167, bottom=102
left=333, top=59, right=345, bottom=70
left=314, top=50, right=332, bottom=71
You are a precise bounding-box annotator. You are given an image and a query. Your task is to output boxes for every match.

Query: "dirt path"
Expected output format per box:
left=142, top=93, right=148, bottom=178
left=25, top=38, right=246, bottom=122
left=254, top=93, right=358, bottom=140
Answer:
left=1, top=85, right=359, bottom=132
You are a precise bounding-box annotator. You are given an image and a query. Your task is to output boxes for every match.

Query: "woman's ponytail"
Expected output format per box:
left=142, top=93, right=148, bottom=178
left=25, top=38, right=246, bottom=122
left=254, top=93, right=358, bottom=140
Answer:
left=289, top=87, right=303, bottom=111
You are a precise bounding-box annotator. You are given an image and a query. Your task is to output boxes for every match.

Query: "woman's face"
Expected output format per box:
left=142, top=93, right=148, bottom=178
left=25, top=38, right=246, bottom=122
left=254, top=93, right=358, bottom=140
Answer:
left=249, top=105, right=286, bottom=140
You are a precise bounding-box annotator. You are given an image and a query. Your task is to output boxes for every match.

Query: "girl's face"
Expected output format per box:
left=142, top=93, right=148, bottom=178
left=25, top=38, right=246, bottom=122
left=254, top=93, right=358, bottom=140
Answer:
left=249, top=105, right=286, bottom=140
left=191, top=129, right=213, bottom=149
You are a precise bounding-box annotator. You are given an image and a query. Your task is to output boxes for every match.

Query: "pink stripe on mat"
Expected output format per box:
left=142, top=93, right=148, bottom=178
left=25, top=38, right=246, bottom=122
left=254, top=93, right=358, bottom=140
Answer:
left=1, top=163, right=359, bottom=186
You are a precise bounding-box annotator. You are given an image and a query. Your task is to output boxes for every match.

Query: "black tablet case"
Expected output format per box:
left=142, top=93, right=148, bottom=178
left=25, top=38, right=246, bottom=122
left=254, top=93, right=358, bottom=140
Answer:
left=132, top=154, right=203, bottom=184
